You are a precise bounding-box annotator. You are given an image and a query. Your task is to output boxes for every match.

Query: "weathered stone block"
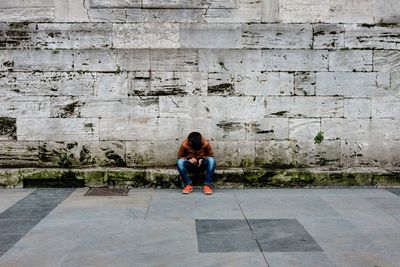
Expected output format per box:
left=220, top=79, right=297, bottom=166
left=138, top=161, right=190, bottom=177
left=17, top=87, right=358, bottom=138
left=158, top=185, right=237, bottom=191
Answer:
left=312, top=24, right=345, bottom=49
left=0, top=72, right=96, bottom=96
left=208, top=72, right=235, bottom=96
left=372, top=72, right=392, bottom=97
left=235, top=72, right=294, bottom=96
left=316, top=72, right=389, bottom=97
left=255, top=140, right=295, bottom=167
left=199, top=49, right=262, bottom=72
left=0, top=8, right=54, bottom=22
left=289, top=119, right=321, bottom=140
left=207, top=96, right=266, bottom=119
left=373, top=51, right=400, bottom=72
left=141, top=9, right=204, bottom=23
left=126, top=141, right=180, bottom=167
left=89, top=0, right=141, bottom=8
left=375, top=0, right=400, bottom=24
left=242, top=24, right=312, bottom=49
left=0, top=22, right=37, bottom=49
left=88, top=8, right=127, bottom=22
left=391, top=72, right=400, bottom=94
left=159, top=96, right=190, bottom=118
left=265, top=96, right=344, bottom=118
left=150, top=49, right=198, bottom=71
left=50, top=96, right=159, bottom=118
left=36, top=23, right=112, bottom=49
left=205, top=7, right=261, bottom=23
left=213, top=141, right=255, bottom=167
left=329, top=0, right=374, bottom=23
left=0, top=96, right=50, bottom=117
left=113, top=23, right=179, bottom=49
left=321, top=118, right=370, bottom=140
left=244, top=118, right=289, bottom=141
left=142, top=0, right=236, bottom=9
left=54, top=0, right=90, bottom=22
left=0, top=141, right=39, bottom=167
left=294, top=72, right=316, bottom=96
left=17, top=118, right=99, bottom=141
left=179, top=117, right=245, bottom=141
left=261, top=0, right=279, bottom=22
left=0, top=117, right=16, bottom=141
left=73, top=49, right=150, bottom=71
left=368, top=119, right=400, bottom=140
left=189, top=96, right=266, bottom=119
left=125, top=9, right=142, bottom=22
left=96, top=73, right=128, bottom=98
left=1, top=50, right=73, bottom=71
left=205, top=0, right=261, bottom=23
left=262, top=50, right=328, bottom=71
left=186, top=118, right=290, bottom=142
left=180, top=23, right=241, bottom=49
left=38, top=141, right=126, bottom=167
left=344, top=98, right=371, bottom=118
left=341, top=139, right=400, bottom=167
left=345, top=25, right=400, bottom=50
left=329, top=51, right=373, bottom=72
left=0, top=0, right=53, bottom=8
left=100, top=118, right=179, bottom=141
left=130, top=71, right=207, bottom=96
left=372, top=96, right=400, bottom=118
left=296, top=140, right=341, bottom=166
left=279, top=0, right=329, bottom=23
left=49, top=97, right=84, bottom=118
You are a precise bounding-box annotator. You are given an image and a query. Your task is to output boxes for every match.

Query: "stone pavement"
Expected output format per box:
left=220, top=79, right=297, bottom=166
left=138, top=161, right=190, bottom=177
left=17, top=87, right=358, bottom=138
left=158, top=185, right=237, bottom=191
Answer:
left=0, top=188, right=399, bottom=267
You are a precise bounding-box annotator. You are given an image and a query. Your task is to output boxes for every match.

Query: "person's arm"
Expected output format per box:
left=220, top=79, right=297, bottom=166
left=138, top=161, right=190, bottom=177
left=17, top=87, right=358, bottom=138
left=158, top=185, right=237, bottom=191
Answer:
left=177, top=142, right=186, bottom=159
left=205, top=141, right=214, bottom=157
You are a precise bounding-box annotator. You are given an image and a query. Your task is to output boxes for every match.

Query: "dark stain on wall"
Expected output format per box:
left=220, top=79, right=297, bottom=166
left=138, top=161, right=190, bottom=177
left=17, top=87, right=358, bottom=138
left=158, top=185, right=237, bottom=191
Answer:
left=208, top=83, right=234, bottom=95
left=0, top=117, right=17, bottom=140
left=105, top=150, right=126, bottom=167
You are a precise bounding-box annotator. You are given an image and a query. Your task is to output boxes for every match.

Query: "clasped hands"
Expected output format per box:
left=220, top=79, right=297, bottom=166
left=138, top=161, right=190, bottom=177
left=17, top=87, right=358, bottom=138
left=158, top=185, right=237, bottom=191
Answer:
left=189, top=158, right=203, bottom=166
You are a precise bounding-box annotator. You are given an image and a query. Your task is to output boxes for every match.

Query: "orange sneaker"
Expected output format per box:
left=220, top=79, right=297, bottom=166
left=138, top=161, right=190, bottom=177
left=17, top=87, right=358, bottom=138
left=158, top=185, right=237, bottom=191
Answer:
left=203, top=185, right=213, bottom=195
left=182, top=184, right=193, bottom=194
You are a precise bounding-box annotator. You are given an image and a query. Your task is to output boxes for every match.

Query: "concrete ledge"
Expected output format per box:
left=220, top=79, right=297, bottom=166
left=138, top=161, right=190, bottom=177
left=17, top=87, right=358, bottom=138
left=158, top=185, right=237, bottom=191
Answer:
left=1, top=167, right=399, bottom=188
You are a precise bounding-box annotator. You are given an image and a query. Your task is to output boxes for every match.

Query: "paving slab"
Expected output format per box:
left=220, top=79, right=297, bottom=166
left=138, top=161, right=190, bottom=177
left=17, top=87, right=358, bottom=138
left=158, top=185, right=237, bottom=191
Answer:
left=234, top=189, right=340, bottom=219
left=145, top=189, right=244, bottom=221
left=248, top=219, right=323, bottom=252
left=264, top=252, right=337, bottom=267
left=0, top=189, right=34, bottom=214
left=0, top=188, right=399, bottom=266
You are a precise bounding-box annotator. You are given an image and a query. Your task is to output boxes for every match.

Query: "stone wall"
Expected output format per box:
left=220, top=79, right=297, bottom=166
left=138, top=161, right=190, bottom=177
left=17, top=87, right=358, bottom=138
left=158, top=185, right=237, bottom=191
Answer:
left=0, top=0, right=399, bottom=169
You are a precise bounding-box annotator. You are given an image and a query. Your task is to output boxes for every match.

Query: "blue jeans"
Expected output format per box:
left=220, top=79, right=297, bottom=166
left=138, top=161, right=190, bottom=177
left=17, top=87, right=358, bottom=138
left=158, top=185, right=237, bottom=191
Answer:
left=176, top=157, right=216, bottom=186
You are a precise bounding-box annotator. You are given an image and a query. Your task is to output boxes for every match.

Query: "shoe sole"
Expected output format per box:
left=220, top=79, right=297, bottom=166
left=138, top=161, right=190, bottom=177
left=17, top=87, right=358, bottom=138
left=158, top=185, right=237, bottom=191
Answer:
left=182, top=190, right=193, bottom=194
left=204, top=192, right=213, bottom=195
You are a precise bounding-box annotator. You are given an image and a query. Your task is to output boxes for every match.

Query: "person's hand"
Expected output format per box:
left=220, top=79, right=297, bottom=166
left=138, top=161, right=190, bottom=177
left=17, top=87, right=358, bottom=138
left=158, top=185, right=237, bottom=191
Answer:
left=197, top=159, right=203, bottom=166
left=189, top=158, right=197, bottom=165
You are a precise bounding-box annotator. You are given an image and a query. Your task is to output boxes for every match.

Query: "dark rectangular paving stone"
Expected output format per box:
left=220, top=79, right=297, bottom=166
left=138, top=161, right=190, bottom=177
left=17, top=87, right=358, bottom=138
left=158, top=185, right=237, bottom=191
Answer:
left=0, top=189, right=75, bottom=220
left=196, top=219, right=323, bottom=253
left=0, top=219, right=40, bottom=235
left=0, top=234, right=24, bottom=257
left=197, top=233, right=259, bottom=253
left=0, top=189, right=75, bottom=257
left=84, top=188, right=129, bottom=196
left=386, top=188, right=400, bottom=197
left=196, top=219, right=251, bottom=235
left=248, top=219, right=323, bottom=252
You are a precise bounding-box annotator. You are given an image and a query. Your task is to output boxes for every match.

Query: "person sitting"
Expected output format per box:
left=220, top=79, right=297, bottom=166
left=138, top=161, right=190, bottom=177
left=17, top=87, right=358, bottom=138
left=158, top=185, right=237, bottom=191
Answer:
left=176, top=132, right=216, bottom=195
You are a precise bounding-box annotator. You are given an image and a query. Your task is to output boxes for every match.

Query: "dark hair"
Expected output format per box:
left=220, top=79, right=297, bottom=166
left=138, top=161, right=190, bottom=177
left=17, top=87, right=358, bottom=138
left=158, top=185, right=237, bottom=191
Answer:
left=188, top=132, right=202, bottom=151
